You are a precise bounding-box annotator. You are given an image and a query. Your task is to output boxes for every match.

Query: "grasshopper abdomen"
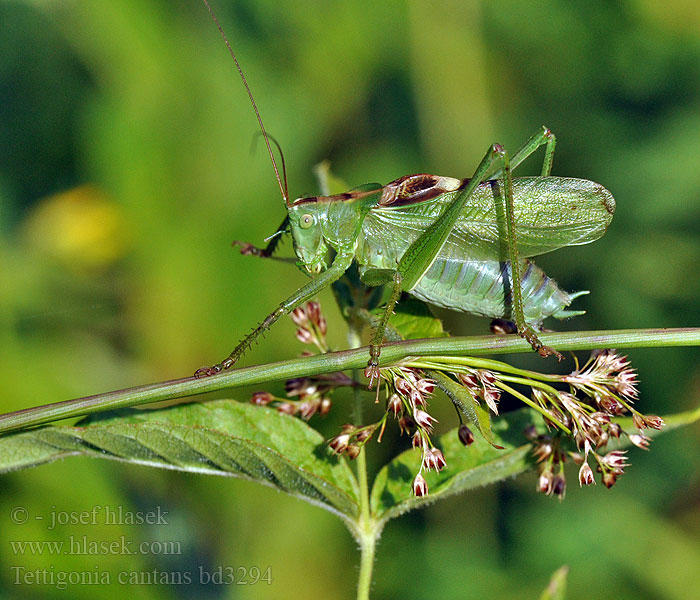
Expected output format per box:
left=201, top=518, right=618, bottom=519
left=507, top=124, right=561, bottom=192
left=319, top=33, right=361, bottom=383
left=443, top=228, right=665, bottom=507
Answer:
left=410, top=257, right=586, bottom=329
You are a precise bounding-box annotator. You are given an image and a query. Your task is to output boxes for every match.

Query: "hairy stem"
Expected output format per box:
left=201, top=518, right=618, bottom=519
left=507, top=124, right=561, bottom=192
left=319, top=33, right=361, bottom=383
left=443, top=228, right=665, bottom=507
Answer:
left=1, top=327, right=698, bottom=435
left=347, top=325, right=377, bottom=600
left=356, top=522, right=377, bottom=600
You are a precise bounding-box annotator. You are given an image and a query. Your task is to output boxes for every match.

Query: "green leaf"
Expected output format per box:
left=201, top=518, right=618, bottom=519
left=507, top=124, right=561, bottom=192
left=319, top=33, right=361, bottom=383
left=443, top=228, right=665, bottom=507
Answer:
left=386, top=297, right=447, bottom=340
left=0, top=400, right=360, bottom=520
left=539, top=566, right=569, bottom=600
left=371, top=408, right=534, bottom=522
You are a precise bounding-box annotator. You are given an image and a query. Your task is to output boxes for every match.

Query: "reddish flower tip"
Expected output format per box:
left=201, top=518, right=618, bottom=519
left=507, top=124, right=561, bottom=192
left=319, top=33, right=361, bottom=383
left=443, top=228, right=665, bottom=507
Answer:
left=251, top=391, right=274, bottom=406
left=458, top=424, right=475, bottom=446
left=422, top=447, right=447, bottom=472
left=329, top=433, right=350, bottom=454
left=413, top=473, right=428, bottom=497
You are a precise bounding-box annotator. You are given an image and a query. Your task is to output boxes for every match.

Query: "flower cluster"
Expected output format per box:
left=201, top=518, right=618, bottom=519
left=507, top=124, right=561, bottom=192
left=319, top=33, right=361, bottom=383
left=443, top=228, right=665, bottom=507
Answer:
left=526, top=349, right=663, bottom=497
left=328, top=423, right=377, bottom=460
left=329, top=367, right=441, bottom=472
left=457, top=368, right=502, bottom=414
left=329, top=365, right=484, bottom=497
left=250, top=372, right=355, bottom=420
left=290, top=301, right=328, bottom=353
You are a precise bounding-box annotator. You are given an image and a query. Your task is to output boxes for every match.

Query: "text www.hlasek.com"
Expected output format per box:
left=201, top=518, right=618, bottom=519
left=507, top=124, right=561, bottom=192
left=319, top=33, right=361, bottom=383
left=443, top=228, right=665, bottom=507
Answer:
left=11, top=536, right=181, bottom=556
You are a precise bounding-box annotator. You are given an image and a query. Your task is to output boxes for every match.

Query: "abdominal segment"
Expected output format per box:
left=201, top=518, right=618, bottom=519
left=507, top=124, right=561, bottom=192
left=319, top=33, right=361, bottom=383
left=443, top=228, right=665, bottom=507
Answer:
left=409, top=257, right=585, bottom=327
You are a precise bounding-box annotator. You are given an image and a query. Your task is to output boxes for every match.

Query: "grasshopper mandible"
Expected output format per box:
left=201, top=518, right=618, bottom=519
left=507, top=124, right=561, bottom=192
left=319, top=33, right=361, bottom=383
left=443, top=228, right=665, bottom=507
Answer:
left=196, top=1, right=615, bottom=381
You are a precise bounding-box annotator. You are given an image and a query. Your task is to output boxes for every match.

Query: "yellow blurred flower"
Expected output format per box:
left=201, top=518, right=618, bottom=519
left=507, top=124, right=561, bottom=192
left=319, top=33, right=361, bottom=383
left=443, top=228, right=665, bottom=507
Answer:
left=22, top=185, right=129, bottom=271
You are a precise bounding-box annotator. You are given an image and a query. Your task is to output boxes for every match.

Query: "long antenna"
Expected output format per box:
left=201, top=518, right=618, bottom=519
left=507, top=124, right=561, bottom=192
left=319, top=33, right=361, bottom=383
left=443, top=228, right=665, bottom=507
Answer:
left=202, top=0, right=290, bottom=205
left=251, top=132, right=289, bottom=201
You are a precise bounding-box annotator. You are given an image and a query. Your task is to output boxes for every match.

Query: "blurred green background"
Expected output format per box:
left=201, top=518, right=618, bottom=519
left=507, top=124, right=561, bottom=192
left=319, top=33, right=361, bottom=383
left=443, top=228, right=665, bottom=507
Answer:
left=1, top=0, right=699, bottom=598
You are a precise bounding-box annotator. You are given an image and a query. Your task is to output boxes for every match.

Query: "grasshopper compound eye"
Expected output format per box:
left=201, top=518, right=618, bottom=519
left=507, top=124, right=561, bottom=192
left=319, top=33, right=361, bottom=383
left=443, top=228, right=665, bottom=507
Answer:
left=300, top=214, right=314, bottom=229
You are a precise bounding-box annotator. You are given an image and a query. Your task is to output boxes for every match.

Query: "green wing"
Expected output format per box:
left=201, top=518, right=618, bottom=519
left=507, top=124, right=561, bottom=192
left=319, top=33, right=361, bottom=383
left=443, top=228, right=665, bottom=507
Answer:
left=363, top=177, right=615, bottom=261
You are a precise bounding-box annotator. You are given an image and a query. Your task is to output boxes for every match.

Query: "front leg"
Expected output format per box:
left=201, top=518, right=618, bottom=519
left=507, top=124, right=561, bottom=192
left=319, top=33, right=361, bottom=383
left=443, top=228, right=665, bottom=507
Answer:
left=195, top=251, right=353, bottom=376
left=232, top=215, right=290, bottom=258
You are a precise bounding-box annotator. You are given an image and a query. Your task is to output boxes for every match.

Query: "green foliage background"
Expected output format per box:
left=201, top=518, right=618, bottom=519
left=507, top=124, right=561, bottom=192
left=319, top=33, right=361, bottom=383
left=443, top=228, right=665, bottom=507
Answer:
left=1, top=0, right=699, bottom=598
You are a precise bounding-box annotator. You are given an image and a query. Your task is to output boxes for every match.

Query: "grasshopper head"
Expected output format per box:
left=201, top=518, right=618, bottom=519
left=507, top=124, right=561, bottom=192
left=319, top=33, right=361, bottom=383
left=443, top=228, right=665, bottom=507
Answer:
left=288, top=202, right=328, bottom=274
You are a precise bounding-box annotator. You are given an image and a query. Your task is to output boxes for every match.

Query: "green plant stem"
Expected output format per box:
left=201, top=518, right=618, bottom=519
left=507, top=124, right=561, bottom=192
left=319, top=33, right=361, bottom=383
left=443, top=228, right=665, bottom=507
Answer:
left=356, top=521, right=377, bottom=600
left=1, top=327, right=698, bottom=435
left=409, top=356, right=565, bottom=382
left=496, top=381, right=571, bottom=434
left=347, top=326, right=377, bottom=600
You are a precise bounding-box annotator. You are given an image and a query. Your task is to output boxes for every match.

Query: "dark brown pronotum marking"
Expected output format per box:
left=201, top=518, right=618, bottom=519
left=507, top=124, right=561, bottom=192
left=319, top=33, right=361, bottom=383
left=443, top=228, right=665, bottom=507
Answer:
left=291, top=173, right=476, bottom=207
left=379, top=174, right=467, bottom=207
